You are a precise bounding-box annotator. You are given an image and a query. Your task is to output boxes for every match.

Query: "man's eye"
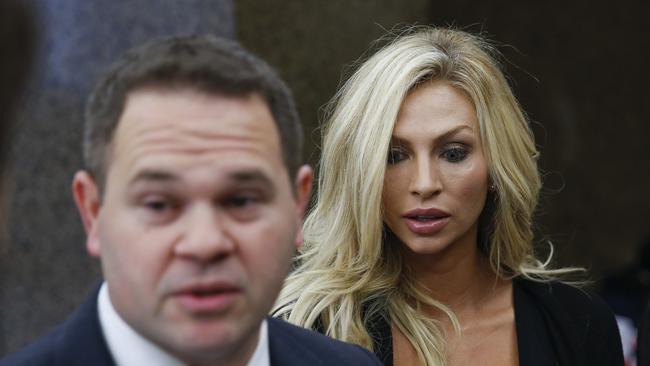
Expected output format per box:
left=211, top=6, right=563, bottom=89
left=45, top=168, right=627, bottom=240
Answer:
left=143, top=199, right=173, bottom=212
left=226, top=195, right=259, bottom=208
left=387, top=148, right=408, bottom=165
left=139, top=197, right=179, bottom=224
left=441, top=146, right=469, bottom=163
left=224, top=194, right=263, bottom=221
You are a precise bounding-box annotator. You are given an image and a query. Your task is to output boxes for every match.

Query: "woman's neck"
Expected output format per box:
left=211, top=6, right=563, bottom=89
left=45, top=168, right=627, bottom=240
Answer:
left=395, top=229, right=517, bottom=366
left=402, top=233, right=502, bottom=315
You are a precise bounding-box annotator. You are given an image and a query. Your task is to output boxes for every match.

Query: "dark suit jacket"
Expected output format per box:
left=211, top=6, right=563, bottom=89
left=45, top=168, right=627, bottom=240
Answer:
left=635, top=302, right=650, bottom=366
left=1, top=286, right=381, bottom=366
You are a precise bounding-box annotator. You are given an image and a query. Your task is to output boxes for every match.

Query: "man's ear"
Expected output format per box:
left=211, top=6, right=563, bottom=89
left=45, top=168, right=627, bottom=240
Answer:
left=293, top=165, right=314, bottom=249
left=72, top=171, right=101, bottom=258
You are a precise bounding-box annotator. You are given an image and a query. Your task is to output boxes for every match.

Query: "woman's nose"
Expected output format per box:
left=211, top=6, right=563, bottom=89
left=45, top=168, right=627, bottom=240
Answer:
left=409, top=157, right=442, bottom=199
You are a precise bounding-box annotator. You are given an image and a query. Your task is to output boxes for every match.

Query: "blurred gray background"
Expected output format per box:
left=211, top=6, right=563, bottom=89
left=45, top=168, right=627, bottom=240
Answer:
left=1, top=0, right=648, bottom=355
left=0, top=0, right=235, bottom=355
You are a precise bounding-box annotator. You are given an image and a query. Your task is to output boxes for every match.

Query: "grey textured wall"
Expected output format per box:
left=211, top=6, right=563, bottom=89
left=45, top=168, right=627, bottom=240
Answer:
left=0, top=0, right=234, bottom=355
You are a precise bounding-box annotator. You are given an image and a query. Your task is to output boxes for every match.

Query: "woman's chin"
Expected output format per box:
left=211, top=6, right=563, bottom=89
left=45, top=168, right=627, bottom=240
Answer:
left=401, top=237, right=451, bottom=256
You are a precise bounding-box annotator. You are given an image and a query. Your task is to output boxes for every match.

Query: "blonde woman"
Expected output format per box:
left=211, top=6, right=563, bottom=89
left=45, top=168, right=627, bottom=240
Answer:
left=273, top=27, right=623, bottom=366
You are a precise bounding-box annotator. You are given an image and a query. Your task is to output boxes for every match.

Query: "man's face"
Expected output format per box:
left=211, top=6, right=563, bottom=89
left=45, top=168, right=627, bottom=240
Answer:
left=73, top=88, right=312, bottom=365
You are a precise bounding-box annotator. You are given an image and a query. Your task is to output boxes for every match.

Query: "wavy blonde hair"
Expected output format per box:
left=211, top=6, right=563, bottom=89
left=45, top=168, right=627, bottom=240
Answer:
left=274, top=26, right=569, bottom=366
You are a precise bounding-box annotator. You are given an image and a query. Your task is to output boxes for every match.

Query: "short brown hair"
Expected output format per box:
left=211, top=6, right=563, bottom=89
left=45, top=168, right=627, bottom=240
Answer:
left=84, top=35, right=302, bottom=188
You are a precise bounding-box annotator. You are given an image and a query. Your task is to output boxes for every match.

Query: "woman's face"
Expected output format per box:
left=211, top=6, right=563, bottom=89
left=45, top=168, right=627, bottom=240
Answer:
left=382, top=80, right=489, bottom=257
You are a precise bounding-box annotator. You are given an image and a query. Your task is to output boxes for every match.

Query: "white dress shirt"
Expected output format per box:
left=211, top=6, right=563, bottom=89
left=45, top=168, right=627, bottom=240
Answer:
left=97, top=283, right=270, bottom=366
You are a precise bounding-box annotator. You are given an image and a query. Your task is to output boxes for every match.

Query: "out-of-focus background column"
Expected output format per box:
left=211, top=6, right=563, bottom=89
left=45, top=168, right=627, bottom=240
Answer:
left=0, top=0, right=234, bottom=354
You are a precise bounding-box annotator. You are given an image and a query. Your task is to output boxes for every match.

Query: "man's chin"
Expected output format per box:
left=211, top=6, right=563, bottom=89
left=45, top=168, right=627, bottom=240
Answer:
left=165, top=326, right=258, bottom=366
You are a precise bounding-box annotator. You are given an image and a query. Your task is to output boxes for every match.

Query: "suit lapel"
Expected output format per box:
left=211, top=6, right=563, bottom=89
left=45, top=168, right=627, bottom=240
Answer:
left=267, top=317, right=323, bottom=366
left=55, top=283, right=116, bottom=366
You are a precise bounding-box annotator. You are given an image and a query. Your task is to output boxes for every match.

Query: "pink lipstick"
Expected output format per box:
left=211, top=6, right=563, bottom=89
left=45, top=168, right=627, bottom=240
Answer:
left=402, top=207, right=450, bottom=235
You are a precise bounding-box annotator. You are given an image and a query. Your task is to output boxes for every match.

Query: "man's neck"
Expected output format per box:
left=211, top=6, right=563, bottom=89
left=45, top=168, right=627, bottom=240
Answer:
left=185, top=321, right=268, bottom=366
left=97, top=283, right=185, bottom=366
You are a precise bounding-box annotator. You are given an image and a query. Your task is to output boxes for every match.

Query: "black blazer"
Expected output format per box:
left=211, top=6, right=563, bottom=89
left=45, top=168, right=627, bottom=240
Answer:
left=0, top=286, right=381, bottom=366
left=634, top=301, right=650, bottom=365
left=368, top=278, right=624, bottom=366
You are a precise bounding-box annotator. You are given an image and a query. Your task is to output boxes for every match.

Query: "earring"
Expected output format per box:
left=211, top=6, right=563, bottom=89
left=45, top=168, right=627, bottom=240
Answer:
left=489, top=183, right=496, bottom=192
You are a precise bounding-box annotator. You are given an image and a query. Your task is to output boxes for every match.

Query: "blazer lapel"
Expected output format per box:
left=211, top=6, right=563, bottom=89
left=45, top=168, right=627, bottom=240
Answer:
left=267, top=317, right=323, bottom=366
left=55, top=283, right=116, bottom=366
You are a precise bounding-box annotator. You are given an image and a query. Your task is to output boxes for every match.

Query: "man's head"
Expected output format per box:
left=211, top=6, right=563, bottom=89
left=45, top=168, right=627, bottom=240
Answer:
left=72, top=36, right=312, bottom=366
left=83, top=35, right=304, bottom=190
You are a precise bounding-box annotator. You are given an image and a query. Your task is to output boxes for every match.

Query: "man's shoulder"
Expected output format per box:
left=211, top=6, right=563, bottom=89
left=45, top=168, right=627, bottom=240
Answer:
left=0, top=325, right=64, bottom=366
left=267, top=317, right=381, bottom=365
left=0, top=286, right=114, bottom=366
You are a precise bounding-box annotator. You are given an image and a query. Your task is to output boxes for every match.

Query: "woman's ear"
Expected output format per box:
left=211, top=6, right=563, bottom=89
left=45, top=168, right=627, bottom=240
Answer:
left=72, top=171, right=101, bottom=257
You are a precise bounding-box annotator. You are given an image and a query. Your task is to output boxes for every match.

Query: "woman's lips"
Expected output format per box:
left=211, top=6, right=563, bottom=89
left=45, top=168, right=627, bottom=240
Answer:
left=402, top=207, right=450, bottom=235
left=404, top=216, right=450, bottom=235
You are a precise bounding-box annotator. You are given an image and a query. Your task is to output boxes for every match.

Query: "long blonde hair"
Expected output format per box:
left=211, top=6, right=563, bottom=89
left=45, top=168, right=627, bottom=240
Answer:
left=274, top=26, right=567, bottom=366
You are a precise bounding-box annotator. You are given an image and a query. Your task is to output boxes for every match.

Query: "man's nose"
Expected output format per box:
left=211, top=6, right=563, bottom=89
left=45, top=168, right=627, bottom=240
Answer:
left=173, top=204, right=234, bottom=262
left=409, top=156, right=442, bottom=199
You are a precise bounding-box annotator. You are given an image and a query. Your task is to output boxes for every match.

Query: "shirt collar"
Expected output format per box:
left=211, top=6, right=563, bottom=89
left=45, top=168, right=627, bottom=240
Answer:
left=97, top=282, right=270, bottom=366
left=247, top=317, right=270, bottom=366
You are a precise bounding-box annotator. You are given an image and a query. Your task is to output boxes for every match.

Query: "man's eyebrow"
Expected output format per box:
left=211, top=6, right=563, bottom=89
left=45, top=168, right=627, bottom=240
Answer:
left=390, top=125, right=474, bottom=146
left=128, top=169, right=179, bottom=186
left=126, top=168, right=275, bottom=188
left=228, top=169, right=274, bottom=187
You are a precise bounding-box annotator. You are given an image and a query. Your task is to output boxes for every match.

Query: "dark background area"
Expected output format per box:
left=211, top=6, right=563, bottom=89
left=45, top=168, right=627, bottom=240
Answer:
left=1, top=0, right=648, bottom=356
left=237, top=0, right=650, bottom=275
left=427, top=1, right=650, bottom=276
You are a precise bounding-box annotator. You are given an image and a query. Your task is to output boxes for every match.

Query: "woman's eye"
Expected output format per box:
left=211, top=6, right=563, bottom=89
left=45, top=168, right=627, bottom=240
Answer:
left=441, top=146, right=469, bottom=163
left=387, top=148, right=408, bottom=165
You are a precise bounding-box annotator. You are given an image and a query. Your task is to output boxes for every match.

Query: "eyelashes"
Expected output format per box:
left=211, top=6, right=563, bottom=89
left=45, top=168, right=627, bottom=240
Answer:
left=441, top=145, right=469, bottom=162
left=387, top=144, right=471, bottom=165
left=387, top=148, right=408, bottom=165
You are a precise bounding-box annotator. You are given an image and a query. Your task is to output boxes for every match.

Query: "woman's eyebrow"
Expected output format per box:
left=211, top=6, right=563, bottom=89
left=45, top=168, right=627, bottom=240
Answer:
left=390, top=125, right=475, bottom=146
